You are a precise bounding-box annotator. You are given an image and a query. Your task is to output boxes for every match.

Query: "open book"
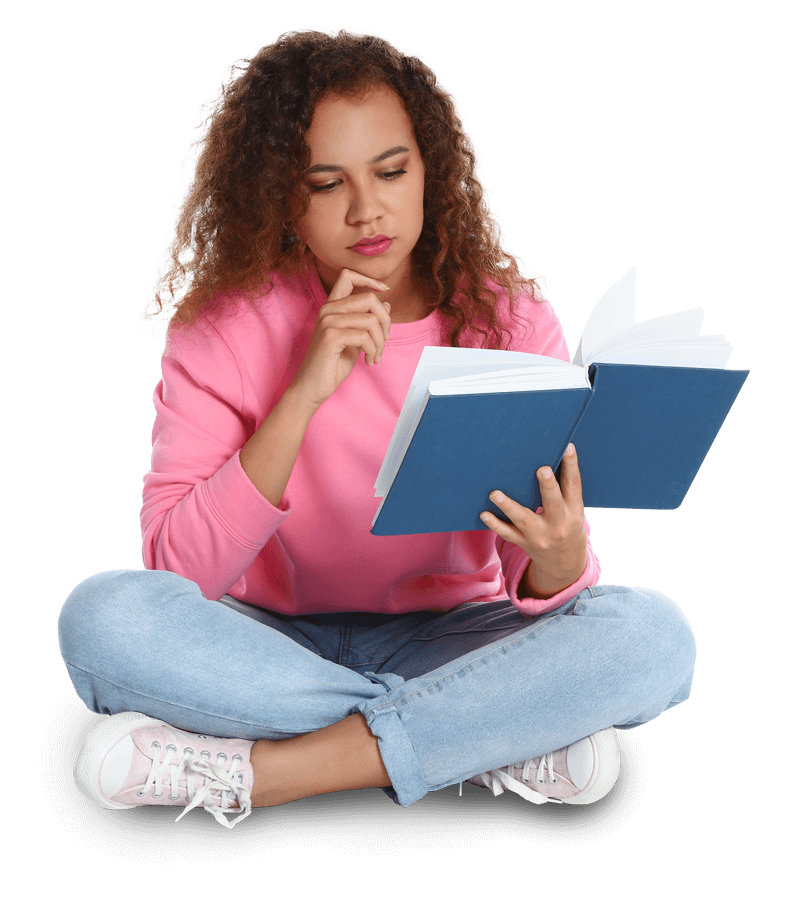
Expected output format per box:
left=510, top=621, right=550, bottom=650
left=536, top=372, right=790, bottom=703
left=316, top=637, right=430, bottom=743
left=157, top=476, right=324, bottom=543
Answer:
left=371, top=269, right=749, bottom=536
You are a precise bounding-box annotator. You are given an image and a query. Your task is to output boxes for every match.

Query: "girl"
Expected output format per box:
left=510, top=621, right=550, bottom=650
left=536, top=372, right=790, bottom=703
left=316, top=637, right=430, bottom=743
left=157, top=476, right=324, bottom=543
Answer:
left=59, top=30, right=696, bottom=828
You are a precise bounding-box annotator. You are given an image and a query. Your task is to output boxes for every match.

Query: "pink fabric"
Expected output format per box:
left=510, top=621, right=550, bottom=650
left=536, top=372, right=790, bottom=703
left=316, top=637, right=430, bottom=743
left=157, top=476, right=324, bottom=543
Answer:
left=141, top=264, right=600, bottom=616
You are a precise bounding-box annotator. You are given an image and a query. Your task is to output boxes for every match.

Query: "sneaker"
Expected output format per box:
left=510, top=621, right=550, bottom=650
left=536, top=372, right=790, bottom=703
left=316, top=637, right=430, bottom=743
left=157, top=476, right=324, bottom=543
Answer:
left=461, top=727, right=620, bottom=805
left=74, top=711, right=255, bottom=828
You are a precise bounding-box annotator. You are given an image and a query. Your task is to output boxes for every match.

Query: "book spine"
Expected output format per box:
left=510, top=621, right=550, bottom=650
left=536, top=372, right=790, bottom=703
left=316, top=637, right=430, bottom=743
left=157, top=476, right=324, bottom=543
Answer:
left=553, top=370, right=596, bottom=476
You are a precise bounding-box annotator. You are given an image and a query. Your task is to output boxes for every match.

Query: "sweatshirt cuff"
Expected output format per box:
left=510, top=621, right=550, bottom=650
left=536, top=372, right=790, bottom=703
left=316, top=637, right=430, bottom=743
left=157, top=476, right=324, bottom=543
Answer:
left=507, top=547, right=601, bottom=617
left=201, top=449, right=291, bottom=548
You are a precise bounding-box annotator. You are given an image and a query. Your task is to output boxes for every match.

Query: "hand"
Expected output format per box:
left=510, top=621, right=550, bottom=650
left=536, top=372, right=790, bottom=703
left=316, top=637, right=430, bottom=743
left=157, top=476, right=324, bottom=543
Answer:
left=290, top=268, right=392, bottom=410
left=480, top=443, right=588, bottom=601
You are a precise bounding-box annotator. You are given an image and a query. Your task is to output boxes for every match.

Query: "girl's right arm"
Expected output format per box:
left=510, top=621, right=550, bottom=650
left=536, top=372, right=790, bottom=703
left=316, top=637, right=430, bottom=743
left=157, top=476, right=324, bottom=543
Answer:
left=238, top=269, right=391, bottom=506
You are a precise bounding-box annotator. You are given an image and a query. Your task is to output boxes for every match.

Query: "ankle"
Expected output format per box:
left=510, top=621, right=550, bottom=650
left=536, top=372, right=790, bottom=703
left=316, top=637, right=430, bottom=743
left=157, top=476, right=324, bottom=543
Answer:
left=248, top=715, right=391, bottom=808
left=249, top=738, right=297, bottom=807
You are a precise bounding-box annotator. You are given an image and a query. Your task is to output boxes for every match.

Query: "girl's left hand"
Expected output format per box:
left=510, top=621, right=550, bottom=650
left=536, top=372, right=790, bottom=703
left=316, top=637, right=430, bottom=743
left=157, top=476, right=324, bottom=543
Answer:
left=480, top=443, right=588, bottom=601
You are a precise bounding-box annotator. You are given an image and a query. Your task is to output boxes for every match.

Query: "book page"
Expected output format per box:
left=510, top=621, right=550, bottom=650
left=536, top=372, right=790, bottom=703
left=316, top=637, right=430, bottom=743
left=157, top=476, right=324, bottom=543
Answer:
left=591, top=338, right=732, bottom=368
left=573, top=268, right=637, bottom=365
left=429, top=360, right=587, bottom=394
left=576, top=269, right=733, bottom=370
left=586, top=308, right=705, bottom=359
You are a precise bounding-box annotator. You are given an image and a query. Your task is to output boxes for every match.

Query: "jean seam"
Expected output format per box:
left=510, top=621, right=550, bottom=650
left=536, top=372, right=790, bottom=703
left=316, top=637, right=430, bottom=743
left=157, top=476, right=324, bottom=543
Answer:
left=64, top=660, right=280, bottom=731
left=409, top=625, right=524, bottom=641
left=365, top=614, right=560, bottom=713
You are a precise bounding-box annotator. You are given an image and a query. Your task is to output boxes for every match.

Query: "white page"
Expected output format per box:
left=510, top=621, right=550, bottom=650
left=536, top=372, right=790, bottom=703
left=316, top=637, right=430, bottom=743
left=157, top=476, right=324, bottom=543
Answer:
left=429, top=361, right=588, bottom=394
left=573, top=268, right=637, bottom=365
left=591, top=338, right=732, bottom=368
left=586, top=308, right=705, bottom=360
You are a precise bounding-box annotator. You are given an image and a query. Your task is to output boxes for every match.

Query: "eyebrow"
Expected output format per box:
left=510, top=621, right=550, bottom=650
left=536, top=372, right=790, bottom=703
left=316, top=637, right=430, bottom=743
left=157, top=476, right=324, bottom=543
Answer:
left=306, top=145, right=410, bottom=175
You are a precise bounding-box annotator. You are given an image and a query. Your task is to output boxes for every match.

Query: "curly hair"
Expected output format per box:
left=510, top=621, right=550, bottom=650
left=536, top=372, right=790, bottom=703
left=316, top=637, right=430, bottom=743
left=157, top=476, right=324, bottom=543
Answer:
left=154, top=30, right=535, bottom=348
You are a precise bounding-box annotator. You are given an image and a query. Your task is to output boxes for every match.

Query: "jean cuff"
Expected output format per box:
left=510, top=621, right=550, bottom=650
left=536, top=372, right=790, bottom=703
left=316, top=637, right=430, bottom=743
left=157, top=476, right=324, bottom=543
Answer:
left=357, top=672, right=428, bottom=807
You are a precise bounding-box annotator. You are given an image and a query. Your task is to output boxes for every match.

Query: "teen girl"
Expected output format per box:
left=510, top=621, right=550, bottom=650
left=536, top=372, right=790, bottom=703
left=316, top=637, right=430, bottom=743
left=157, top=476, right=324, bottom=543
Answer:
left=58, top=31, right=696, bottom=828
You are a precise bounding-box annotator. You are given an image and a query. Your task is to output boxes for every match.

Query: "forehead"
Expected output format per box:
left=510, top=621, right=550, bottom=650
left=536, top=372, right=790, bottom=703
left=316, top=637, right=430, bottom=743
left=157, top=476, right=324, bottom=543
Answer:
left=306, top=85, right=418, bottom=161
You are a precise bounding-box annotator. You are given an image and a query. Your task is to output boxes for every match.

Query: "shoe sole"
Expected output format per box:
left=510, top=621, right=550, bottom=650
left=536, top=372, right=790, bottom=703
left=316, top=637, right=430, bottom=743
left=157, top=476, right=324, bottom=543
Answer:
left=562, top=727, right=621, bottom=805
left=74, top=711, right=163, bottom=810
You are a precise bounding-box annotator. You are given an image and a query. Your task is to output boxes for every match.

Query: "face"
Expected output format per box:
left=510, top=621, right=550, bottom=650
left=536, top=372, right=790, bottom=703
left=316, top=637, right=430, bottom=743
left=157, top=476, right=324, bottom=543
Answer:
left=296, top=85, right=426, bottom=293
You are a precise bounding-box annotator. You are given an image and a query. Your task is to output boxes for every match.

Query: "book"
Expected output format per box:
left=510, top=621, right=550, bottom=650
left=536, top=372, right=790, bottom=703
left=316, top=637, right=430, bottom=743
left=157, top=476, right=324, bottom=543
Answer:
left=371, top=269, right=749, bottom=536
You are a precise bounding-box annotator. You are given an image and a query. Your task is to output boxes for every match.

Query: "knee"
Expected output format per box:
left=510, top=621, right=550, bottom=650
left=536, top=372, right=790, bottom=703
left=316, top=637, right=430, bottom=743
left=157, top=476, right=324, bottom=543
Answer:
left=583, top=584, right=697, bottom=689
left=57, top=569, right=199, bottom=669
left=629, top=586, right=696, bottom=692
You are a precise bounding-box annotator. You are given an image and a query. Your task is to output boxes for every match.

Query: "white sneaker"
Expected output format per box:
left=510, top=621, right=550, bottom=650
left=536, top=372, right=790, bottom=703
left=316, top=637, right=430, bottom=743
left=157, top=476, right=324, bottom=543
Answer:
left=74, top=711, right=255, bottom=827
left=463, top=728, right=620, bottom=805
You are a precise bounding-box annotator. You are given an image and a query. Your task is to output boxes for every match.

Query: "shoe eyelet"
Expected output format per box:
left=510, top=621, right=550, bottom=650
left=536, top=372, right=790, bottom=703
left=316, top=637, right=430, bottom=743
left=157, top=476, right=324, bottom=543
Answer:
left=151, top=740, right=161, bottom=750
left=550, top=777, right=558, bottom=784
left=217, top=752, right=227, bottom=763
left=184, top=747, right=194, bottom=756
left=167, top=743, right=177, bottom=752
left=522, top=776, right=531, bottom=784
left=201, top=750, right=211, bottom=760
left=232, top=754, right=243, bottom=762
left=169, top=793, right=179, bottom=800
left=536, top=778, right=545, bottom=785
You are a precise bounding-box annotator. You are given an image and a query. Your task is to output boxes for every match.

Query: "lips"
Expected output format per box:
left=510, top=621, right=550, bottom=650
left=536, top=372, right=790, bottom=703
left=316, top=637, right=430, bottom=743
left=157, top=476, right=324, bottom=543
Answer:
left=351, top=235, right=393, bottom=256
left=353, top=234, right=390, bottom=247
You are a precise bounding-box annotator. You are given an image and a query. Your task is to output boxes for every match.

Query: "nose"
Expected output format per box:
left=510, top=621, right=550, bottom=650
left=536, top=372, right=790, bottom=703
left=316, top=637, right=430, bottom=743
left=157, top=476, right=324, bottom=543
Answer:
left=346, top=180, right=384, bottom=225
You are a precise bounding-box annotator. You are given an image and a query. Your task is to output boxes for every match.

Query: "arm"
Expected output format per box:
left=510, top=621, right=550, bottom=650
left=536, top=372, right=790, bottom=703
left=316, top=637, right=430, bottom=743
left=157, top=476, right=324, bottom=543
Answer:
left=142, top=270, right=391, bottom=600
left=141, top=319, right=289, bottom=601
left=238, top=383, right=317, bottom=508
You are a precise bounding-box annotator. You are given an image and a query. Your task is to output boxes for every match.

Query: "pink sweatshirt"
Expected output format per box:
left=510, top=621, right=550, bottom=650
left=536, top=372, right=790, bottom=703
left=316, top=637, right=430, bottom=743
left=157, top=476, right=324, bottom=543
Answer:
left=141, top=265, right=601, bottom=616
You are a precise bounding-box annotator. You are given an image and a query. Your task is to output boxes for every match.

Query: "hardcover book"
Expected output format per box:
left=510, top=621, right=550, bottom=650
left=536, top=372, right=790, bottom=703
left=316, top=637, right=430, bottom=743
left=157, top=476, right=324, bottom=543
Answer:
left=371, top=269, right=749, bottom=536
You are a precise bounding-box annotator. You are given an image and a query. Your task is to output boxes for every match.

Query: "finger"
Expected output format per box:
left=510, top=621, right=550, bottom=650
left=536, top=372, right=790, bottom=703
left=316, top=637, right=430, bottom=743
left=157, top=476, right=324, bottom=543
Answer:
left=535, top=464, right=567, bottom=521
left=319, top=311, right=387, bottom=363
left=327, top=268, right=389, bottom=303
left=322, top=326, right=381, bottom=367
left=323, top=314, right=384, bottom=366
left=321, top=291, right=392, bottom=342
left=335, top=267, right=392, bottom=338
left=558, top=443, right=585, bottom=514
left=488, top=490, right=539, bottom=535
left=479, top=509, right=525, bottom=547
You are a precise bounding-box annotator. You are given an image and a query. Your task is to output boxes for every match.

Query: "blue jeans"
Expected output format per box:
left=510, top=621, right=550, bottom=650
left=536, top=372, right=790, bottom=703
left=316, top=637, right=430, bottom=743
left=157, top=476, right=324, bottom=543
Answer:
left=58, top=570, right=696, bottom=807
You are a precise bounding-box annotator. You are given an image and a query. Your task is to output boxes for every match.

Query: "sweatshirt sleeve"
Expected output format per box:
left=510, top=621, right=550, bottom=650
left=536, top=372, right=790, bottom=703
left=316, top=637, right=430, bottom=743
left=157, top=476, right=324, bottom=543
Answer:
left=496, top=288, right=602, bottom=615
left=140, top=318, right=290, bottom=601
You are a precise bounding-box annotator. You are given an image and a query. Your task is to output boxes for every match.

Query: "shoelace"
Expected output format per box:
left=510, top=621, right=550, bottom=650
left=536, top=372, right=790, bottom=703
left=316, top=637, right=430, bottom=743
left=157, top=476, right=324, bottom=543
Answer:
left=458, top=752, right=558, bottom=802
left=140, top=741, right=253, bottom=828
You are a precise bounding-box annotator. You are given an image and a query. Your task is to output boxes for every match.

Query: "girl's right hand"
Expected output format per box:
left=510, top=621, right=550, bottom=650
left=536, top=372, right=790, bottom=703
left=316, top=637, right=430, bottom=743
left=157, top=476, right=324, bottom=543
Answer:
left=290, top=268, right=392, bottom=410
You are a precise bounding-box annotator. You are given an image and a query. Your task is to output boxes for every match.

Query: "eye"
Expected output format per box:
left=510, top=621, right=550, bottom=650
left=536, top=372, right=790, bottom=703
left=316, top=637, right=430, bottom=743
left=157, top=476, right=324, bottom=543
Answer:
left=311, top=180, right=340, bottom=194
left=310, top=168, right=407, bottom=193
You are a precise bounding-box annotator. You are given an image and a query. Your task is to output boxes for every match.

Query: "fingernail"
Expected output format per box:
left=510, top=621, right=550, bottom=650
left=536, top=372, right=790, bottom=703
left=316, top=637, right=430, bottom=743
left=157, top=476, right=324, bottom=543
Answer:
left=384, top=302, right=391, bottom=311
left=539, top=467, right=552, bottom=479
left=480, top=512, right=491, bottom=522
left=491, top=491, right=504, bottom=503
left=566, top=443, right=575, bottom=456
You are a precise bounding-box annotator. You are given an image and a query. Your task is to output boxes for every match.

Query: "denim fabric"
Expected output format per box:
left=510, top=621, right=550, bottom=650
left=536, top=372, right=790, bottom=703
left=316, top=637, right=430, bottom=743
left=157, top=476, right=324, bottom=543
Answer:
left=58, top=569, right=696, bottom=807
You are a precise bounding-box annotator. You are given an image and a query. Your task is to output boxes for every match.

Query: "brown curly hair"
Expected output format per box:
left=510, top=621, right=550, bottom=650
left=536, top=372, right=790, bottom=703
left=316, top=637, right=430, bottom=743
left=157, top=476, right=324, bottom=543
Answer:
left=154, top=30, right=536, bottom=348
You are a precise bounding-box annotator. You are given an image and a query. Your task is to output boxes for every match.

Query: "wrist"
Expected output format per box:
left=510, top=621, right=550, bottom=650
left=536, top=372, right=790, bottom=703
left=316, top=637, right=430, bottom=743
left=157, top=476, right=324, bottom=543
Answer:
left=520, top=553, right=587, bottom=602
left=283, top=379, right=324, bottom=421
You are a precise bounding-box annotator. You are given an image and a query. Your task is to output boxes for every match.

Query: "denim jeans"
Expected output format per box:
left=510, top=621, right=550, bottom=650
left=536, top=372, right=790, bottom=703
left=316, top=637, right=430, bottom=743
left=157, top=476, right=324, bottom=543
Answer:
left=58, top=569, right=696, bottom=807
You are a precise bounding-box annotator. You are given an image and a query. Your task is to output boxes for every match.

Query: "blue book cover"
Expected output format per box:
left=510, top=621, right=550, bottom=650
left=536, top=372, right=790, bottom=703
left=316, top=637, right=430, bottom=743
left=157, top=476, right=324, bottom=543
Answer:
left=370, top=270, right=749, bottom=537
left=370, top=363, right=747, bottom=535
